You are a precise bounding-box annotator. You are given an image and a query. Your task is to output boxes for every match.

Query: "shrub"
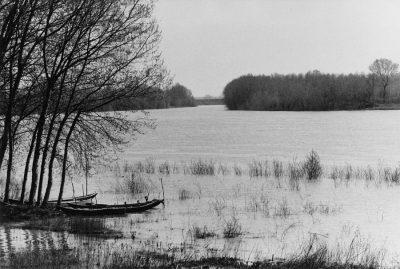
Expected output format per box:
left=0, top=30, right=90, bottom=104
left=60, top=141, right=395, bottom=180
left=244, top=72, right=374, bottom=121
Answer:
left=223, top=216, right=243, bottom=238
left=303, top=150, right=323, bottom=180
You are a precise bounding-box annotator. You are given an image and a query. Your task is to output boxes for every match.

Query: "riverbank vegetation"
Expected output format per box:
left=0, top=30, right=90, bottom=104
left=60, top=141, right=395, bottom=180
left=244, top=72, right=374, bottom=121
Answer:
left=223, top=59, right=400, bottom=111
left=5, top=235, right=385, bottom=269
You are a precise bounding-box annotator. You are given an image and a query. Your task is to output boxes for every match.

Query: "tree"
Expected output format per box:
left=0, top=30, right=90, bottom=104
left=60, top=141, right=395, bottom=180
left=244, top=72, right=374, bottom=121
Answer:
left=369, top=58, right=399, bottom=102
left=0, top=0, right=170, bottom=205
left=165, top=83, right=196, bottom=107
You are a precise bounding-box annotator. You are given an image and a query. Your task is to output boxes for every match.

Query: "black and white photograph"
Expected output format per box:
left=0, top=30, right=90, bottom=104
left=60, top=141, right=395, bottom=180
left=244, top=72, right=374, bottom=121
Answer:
left=1, top=0, right=400, bottom=268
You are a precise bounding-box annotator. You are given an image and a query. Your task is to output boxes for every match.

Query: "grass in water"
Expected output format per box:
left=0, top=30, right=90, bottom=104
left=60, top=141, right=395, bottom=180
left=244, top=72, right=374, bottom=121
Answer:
left=21, top=216, right=119, bottom=236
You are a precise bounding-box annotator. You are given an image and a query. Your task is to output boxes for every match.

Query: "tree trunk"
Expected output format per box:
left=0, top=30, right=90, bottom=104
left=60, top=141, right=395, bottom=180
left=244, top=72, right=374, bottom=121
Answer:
left=3, top=127, right=13, bottom=202
left=42, top=116, right=68, bottom=207
left=20, top=125, right=38, bottom=203
left=28, top=94, right=49, bottom=205
left=57, top=112, right=80, bottom=206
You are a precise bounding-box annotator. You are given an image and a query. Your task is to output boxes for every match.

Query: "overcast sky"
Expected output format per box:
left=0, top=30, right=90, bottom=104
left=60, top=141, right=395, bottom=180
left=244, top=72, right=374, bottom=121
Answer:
left=154, top=0, right=400, bottom=97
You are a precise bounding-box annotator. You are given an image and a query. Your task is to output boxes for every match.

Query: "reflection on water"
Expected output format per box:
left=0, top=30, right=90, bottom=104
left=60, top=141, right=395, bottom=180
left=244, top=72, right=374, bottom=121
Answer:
left=0, top=227, right=70, bottom=259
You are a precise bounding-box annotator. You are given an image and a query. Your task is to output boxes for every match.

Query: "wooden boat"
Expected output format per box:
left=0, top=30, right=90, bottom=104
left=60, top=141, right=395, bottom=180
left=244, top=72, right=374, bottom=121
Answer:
left=66, top=198, right=159, bottom=209
left=5, top=192, right=98, bottom=205
left=57, top=199, right=164, bottom=216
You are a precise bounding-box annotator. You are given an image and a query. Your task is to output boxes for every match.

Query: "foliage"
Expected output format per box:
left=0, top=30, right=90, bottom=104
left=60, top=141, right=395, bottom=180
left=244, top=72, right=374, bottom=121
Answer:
left=303, top=150, right=323, bottom=180
left=165, top=83, right=197, bottom=107
left=222, top=70, right=399, bottom=111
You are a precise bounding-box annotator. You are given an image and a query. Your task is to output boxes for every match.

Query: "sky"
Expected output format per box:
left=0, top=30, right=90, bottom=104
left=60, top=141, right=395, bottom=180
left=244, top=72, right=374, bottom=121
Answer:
left=154, top=0, right=400, bottom=97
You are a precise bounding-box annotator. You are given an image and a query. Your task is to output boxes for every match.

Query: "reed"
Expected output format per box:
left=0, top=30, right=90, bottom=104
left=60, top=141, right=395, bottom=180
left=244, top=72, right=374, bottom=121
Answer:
left=248, top=160, right=269, bottom=177
left=190, top=224, right=216, bottom=239
left=273, top=198, right=291, bottom=218
left=273, top=159, right=283, bottom=178
left=217, top=163, right=230, bottom=175
left=158, top=161, right=171, bottom=175
left=121, top=171, right=152, bottom=195
left=245, top=194, right=270, bottom=217
left=178, top=189, right=192, bottom=200
left=288, top=158, right=303, bottom=191
left=209, top=197, right=227, bottom=216
left=8, top=237, right=385, bottom=269
left=184, top=159, right=215, bottom=175
left=233, top=163, right=242, bottom=176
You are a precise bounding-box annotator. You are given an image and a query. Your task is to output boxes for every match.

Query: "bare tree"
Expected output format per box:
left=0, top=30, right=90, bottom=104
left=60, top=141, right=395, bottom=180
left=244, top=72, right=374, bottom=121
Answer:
left=369, top=58, right=399, bottom=102
left=1, top=0, right=170, bottom=205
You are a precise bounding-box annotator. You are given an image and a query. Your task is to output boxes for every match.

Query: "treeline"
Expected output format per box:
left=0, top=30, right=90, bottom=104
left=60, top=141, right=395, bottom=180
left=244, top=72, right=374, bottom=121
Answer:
left=223, top=65, right=400, bottom=111
left=102, top=83, right=196, bottom=110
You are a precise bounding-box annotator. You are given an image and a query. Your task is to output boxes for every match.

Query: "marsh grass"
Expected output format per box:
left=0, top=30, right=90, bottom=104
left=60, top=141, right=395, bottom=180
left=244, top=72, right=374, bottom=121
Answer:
left=217, top=163, right=230, bottom=175
left=289, top=233, right=386, bottom=269
left=303, top=201, right=342, bottom=216
left=8, top=236, right=386, bottom=269
left=178, top=189, right=192, bottom=200
left=273, top=198, right=291, bottom=218
left=9, top=247, right=79, bottom=269
left=209, top=197, right=227, bottom=216
left=223, top=216, right=243, bottom=238
left=190, top=224, right=217, bottom=239
left=248, top=160, right=269, bottom=177
left=233, top=163, right=242, bottom=176
left=158, top=161, right=171, bottom=175
left=184, top=159, right=215, bottom=175
left=116, top=171, right=153, bottom=195
left=245, top=194, right=271, bottom=217
left=21, top=216, right=117, bottom=235
left=273, top=159, right=283, bottom=178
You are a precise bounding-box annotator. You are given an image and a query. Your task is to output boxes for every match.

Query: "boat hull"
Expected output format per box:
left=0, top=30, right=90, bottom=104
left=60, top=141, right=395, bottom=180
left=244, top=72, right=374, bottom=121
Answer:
left=5, top=193, right=98, bottom=205
left=58, top=199, right=164, bottom=216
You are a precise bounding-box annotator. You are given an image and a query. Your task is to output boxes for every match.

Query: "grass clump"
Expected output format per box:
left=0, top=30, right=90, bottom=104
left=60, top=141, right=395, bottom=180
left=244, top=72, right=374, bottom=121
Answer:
left=209, top=197, right=227, bottom=216
left=273, top=198, right=291, bottom=218
left=178, top=189, right=192, bottom=200
left=115, top=171, right=152, bottom=195
left=223, top=216, right=243, bottom=238
left=190, top=224, right=216, bottom=239
left=184, top=159, right=215, bottom=175
left=273, top=159, right=283, bottom=178
left=303, top=150, right=323, bottom=180
left=248, top=160, right=269, bottom=177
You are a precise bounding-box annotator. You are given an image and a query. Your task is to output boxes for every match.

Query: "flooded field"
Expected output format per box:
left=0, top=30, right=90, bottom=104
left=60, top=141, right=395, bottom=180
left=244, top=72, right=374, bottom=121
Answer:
left=1, top=106, right=400, bottom=267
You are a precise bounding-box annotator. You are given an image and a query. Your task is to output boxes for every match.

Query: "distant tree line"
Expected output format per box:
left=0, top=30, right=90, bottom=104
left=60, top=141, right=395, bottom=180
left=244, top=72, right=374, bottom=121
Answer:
left=223, top=59, right=400, bottom=111
left=103, top=83, right=196, bottom=110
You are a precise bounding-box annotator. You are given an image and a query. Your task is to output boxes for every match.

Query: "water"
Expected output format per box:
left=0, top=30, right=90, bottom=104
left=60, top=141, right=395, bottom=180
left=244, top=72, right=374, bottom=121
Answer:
left=2, top=105, right=400, bottom=266
left=124, top=105, right=400, bottom=166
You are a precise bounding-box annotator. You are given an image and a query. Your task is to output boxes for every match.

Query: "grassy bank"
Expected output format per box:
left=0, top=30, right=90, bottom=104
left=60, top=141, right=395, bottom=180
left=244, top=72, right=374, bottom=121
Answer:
left=4, top=236, right=385, bottom=269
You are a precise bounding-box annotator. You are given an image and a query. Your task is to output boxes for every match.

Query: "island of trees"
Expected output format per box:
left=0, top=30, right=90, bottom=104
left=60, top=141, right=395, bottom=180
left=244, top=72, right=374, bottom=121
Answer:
left=223, top=59, right=400, bottom=111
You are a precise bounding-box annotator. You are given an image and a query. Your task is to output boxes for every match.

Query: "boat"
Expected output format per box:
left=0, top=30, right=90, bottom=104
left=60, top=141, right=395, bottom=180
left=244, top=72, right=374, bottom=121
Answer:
left=5, top=192, right=98, bottom=205
left=66, top=198, right=159, bottom=209
left=57, top=199, right=164, bottom=216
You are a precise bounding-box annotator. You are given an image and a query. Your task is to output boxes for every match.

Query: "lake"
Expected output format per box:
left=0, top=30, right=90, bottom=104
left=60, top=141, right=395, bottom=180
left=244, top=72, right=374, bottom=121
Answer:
left=123, top=105, right=400, bottom=166
left=1, top=105, right=400, bottom=266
